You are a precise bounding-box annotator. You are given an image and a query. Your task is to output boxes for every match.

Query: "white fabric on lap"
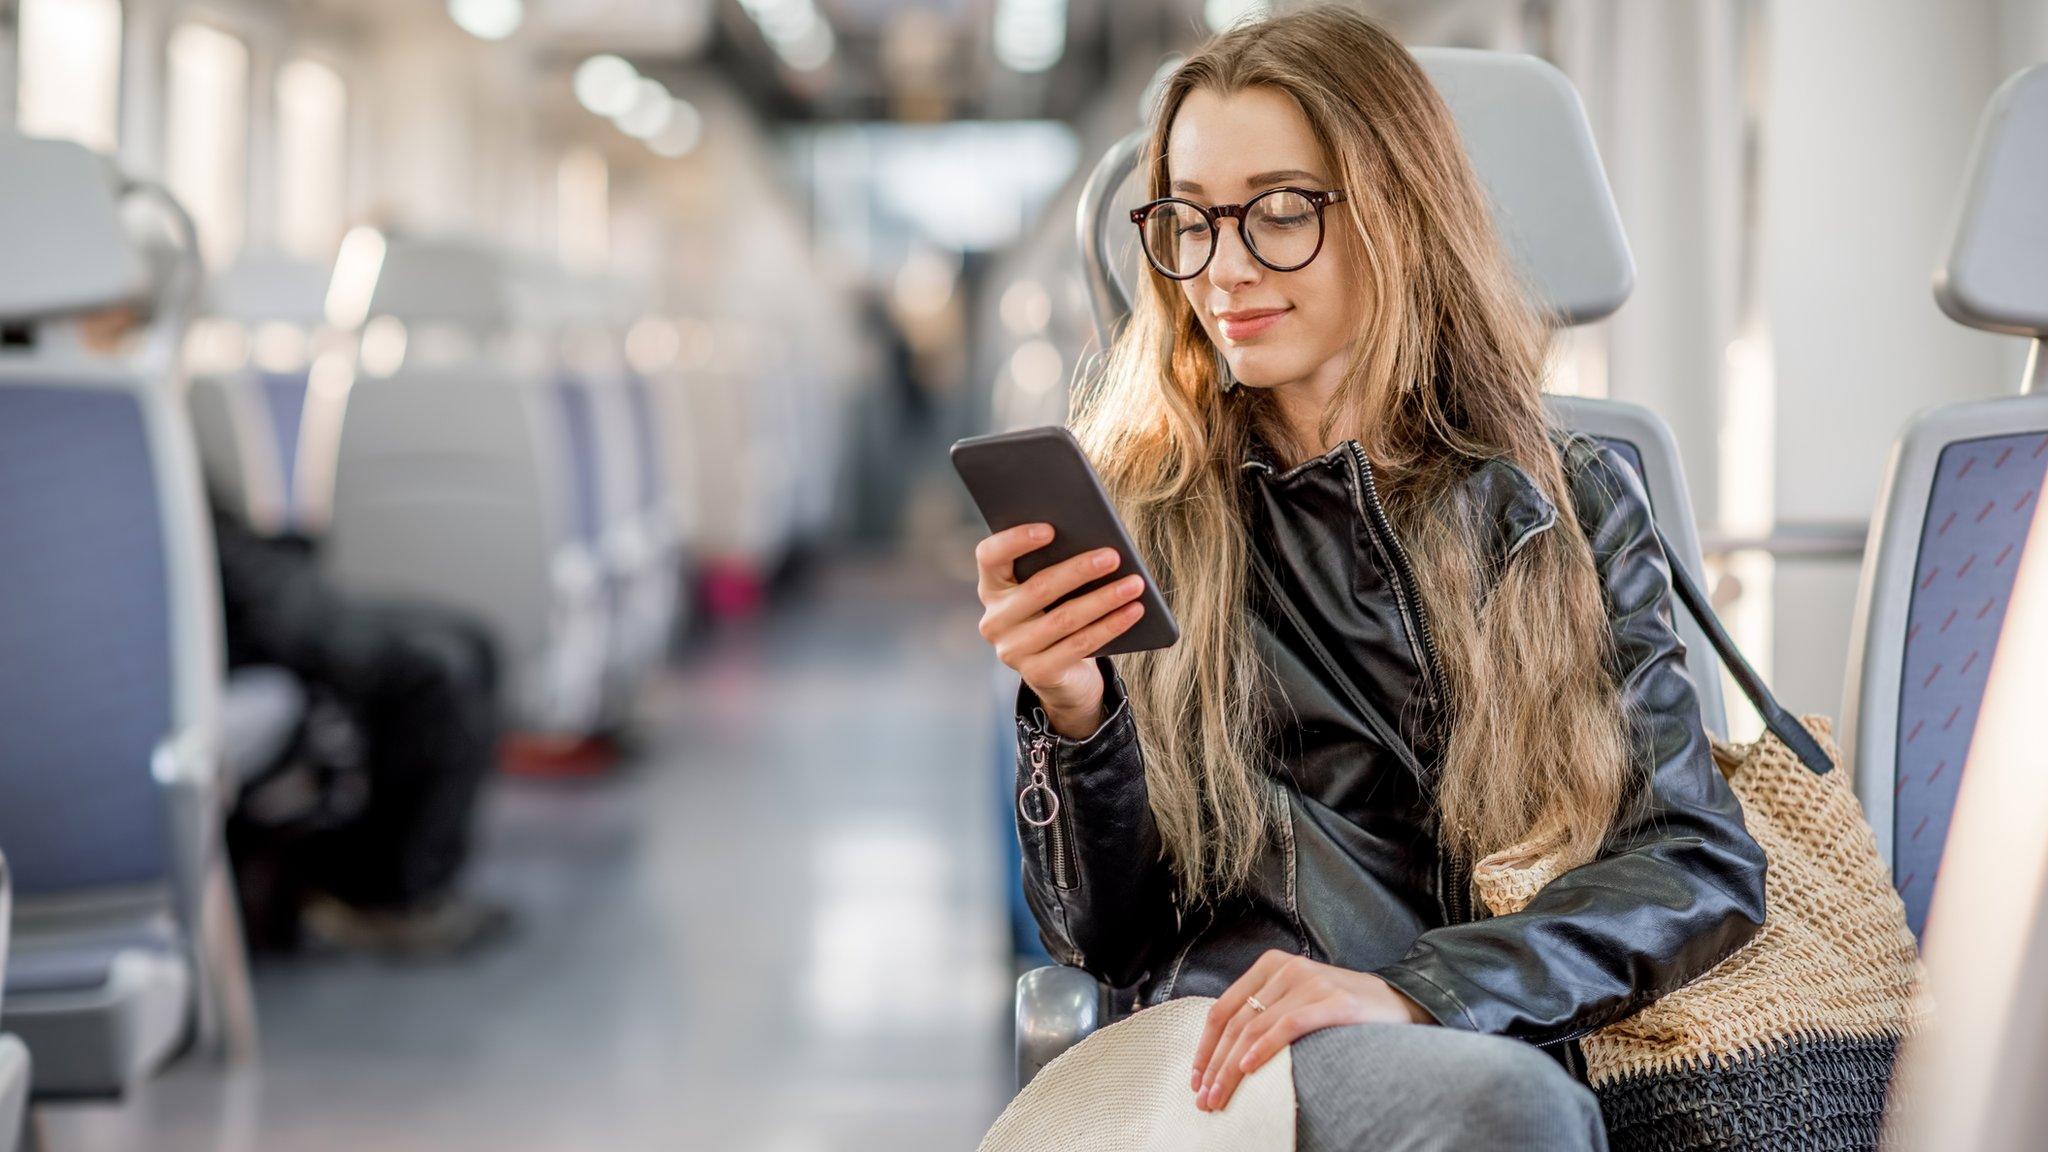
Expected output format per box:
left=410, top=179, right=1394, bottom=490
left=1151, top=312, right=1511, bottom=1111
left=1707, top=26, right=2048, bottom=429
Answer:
left=979, top=996, right=1295, bottom=1152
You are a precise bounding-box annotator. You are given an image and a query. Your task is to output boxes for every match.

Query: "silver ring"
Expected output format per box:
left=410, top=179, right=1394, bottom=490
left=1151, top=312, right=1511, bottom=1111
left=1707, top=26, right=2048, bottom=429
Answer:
left=1246, top=995, right=1267, bottom=1014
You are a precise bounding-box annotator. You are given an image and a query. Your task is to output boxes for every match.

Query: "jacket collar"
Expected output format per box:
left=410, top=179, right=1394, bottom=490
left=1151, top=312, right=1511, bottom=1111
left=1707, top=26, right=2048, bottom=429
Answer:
left=1241, top=432, right=1559, bottom=563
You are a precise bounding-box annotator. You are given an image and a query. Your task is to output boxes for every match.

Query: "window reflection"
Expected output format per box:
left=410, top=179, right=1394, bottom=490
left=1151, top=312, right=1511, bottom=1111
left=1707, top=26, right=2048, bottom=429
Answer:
left=166, top=22, right=250, bottom=268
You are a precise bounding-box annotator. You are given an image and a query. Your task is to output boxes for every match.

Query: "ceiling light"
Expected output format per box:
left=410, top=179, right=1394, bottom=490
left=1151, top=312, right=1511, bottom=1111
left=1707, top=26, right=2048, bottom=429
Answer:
left=613, top=77, right=673, bottom=139
left=648, top=99, right=704, bottom=158
left=573, top=54, right=639, bottom=117
left=448, top=0, right=522, bottom=41
left=995, top=0, right=1066, bottom=73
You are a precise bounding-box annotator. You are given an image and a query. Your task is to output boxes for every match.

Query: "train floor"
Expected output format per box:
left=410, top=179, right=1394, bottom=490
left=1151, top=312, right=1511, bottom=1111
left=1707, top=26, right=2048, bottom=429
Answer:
left=38, top=553, right=1015, bottom=1151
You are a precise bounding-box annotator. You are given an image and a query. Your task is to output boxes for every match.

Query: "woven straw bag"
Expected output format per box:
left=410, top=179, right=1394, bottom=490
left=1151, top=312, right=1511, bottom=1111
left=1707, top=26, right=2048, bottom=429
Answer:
left=978, top=997, right=1296, bottom=1152
left=1475, top=530, right=1929, bottom=1152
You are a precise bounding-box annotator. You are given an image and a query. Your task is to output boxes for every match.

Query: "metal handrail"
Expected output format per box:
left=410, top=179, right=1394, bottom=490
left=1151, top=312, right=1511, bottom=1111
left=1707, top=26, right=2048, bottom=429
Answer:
left=1699, top=520, right=1870, bottom=562
left=116, top=176, right=204, bottom=374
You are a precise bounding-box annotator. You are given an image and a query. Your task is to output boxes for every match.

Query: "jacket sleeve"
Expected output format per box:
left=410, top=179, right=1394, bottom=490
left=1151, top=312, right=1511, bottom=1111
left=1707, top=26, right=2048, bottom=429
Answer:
left=1372, top=441, right=1769, bottom=1045
left=1014, top=656, right=1180, bottom=988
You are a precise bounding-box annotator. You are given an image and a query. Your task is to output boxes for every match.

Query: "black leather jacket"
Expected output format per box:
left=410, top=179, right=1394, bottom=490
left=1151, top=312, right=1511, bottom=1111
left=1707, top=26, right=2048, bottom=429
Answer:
left=1013, top=433, right=1768, bottom=1060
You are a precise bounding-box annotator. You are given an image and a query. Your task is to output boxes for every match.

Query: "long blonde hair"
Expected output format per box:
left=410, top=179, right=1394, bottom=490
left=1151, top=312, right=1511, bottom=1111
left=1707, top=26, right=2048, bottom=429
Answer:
left=1072, top=6, right=1632, bottom=904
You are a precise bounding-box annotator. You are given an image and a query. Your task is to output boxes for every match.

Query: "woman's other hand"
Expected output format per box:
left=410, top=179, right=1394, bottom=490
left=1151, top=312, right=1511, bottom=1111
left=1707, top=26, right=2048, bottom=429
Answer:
left=1190, top=951, right=1434, bottom=1112
left=975, top=523, right=1148, bottom=740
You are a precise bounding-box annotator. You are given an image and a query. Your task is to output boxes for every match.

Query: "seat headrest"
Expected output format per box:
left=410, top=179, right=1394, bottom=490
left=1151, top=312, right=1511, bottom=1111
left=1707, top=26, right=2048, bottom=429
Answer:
left=1412, top=47, right=1634, bottom=327
left=0, top=133, right=150, bottom=320
left=1935, top=63, right=2048, bottom=337
left=208, top=253, right=332, bottom=327
left=365, top=235, right=513, bottom=332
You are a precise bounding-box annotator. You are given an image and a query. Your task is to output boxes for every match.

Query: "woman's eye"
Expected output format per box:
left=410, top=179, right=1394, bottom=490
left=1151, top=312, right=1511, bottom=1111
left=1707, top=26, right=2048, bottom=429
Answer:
left=1178, top=221, right=1212, bottom=239
left=1260, top=213, right=1311, bottom=230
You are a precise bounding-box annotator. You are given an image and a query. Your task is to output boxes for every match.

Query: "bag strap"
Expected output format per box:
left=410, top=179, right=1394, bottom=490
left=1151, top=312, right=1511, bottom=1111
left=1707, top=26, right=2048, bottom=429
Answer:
left=1650, top=525, right=1835, bottom=775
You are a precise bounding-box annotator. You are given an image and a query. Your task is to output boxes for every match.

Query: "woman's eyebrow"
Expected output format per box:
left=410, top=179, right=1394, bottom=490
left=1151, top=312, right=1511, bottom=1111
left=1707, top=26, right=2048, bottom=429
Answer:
left=1247, top=168, right=1321, bottom=187
left=1169, top=169, right=1324, bottom=195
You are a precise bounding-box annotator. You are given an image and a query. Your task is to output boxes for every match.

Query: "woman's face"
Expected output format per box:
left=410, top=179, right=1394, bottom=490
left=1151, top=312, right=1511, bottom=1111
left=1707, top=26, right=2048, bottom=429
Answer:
left=1165, top=86, right=1365, bottom=397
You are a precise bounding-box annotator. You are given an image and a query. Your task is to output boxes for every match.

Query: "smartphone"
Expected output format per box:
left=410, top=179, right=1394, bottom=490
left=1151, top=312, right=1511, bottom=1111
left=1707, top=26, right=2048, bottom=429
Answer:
left=951, top=425, right=1181, bottom=656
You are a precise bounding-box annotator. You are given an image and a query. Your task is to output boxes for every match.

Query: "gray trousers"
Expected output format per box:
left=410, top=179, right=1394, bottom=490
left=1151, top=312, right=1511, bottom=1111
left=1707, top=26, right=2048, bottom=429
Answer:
left=1292, top=1024, right=1608, bottom=1152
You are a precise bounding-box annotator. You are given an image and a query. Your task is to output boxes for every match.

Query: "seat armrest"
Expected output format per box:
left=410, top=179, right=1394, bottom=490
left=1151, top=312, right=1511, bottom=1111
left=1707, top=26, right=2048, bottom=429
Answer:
left=1015, top=965, right=1108, bottom=1092
left=151, top=729, right=223, bottom=952
left=151, top=729, right=260, bottom=1062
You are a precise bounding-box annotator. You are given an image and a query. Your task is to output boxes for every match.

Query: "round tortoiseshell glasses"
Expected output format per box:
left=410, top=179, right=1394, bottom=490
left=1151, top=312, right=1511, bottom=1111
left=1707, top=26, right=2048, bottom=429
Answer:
left=1130, top=187, right=1348, bottom=280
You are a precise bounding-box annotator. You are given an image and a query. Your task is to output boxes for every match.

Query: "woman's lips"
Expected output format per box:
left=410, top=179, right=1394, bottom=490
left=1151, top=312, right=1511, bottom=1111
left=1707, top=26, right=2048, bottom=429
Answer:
left=1217, top=308, right=1290, bottom=341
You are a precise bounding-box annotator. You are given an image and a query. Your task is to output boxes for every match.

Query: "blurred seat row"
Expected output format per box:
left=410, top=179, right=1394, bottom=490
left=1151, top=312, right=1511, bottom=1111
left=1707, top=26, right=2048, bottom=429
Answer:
left=0, top=122, right=842, bottom=1139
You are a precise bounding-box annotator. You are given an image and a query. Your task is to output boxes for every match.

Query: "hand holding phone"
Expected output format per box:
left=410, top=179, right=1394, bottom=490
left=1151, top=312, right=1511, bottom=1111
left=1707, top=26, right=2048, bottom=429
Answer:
left=953, top=426, right=1181, bottom=735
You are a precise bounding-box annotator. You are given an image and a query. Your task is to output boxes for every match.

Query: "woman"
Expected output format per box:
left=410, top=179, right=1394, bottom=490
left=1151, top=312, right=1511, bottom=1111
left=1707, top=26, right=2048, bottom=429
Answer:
left=972, top=9, right=1767, bottom=1150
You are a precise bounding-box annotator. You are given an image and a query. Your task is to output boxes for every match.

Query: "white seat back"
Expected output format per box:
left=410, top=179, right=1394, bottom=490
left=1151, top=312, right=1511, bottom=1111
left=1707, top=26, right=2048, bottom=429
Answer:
left=322, top=236, right=608, bottom=733
left=1841, top=63, right=2048, bottom=938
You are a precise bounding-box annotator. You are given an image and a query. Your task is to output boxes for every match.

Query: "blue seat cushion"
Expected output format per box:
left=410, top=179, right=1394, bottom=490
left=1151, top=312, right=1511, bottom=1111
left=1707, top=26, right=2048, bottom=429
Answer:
left=0, top=383, right=174, bottom=895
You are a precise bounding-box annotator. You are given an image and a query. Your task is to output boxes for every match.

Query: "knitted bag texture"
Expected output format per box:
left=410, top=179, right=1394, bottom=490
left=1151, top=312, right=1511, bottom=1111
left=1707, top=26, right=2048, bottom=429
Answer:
left=1475, top=715, right=1930, bottom=1152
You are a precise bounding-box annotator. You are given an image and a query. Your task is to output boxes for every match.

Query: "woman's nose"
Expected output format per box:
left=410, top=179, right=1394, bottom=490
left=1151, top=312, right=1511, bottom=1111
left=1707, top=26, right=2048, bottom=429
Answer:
left=1206, top=218, right=1262, bottom=292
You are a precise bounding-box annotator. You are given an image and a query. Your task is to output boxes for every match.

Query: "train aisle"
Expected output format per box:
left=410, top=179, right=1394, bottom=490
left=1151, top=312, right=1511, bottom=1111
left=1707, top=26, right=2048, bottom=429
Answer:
left=40, top=556, right=1013, bottom=1152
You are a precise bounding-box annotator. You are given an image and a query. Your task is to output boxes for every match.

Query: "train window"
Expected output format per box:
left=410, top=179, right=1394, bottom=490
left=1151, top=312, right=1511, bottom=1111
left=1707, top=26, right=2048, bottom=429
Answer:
left=557, top=145, right=609, bottom=273
left=15, top=0, right=123, bottom=153
left=275, top=58, right=349, bottom=261
left=165, top=21, right=250, bottom=268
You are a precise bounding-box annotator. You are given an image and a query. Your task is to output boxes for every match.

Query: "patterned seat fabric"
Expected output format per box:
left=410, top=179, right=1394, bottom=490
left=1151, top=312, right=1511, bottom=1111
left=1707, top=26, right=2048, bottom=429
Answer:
left=1893, top=431, right=2048, bottom=936
left=0, top=384, right=174, bottom=896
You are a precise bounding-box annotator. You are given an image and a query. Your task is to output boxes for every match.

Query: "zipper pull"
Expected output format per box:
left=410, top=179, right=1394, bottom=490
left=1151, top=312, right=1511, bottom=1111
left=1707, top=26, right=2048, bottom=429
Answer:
left=1019, top=725, right=1061, bottom=828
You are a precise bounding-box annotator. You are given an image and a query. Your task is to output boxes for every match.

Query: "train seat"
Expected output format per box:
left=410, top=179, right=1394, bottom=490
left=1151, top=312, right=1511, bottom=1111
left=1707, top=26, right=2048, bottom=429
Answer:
left=1841, top=62, right=2048, bottom=941
left=185, top=254, right=334, bottom=536
left=1013, top=47, right=1719, bottom=1089
left=0, top=131, right=256, bottom=1098
left=622, top=368, right=690, bottom=655
left=543, top=271, right=680, bottom=721
left=322, top=235, right=611, bottom=736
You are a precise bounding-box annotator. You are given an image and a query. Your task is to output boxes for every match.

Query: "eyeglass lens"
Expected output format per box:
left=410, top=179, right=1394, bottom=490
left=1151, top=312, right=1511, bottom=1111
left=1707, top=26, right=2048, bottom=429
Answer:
left=1141, top=190, right=1323, bottom=278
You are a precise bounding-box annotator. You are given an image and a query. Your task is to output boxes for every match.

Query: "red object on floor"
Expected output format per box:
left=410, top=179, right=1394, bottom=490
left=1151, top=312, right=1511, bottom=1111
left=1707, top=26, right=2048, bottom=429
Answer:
left=700, top=558, right=765, bottom=619
left=499, top=732, right=619, bottom=778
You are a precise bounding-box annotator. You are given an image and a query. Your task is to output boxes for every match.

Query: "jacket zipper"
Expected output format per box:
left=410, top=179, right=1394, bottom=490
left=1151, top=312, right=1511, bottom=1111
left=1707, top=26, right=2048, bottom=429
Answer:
left=1019, top=708, right=1077, bottom=891
left=1346, top=443, right=1450, bottom=710
left=1446, top=852, right=1472, bottom=925
left=1346, top=443, right=1470, bottom=926
left=1249, top=550, right=1428, bottom=782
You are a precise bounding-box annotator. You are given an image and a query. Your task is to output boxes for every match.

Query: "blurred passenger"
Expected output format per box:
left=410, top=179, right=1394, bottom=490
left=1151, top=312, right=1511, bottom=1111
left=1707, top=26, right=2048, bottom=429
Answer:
left=973, top=9, right=1765, bottom=1150
left=209, top=505, right=509, bottom=957
left=78, top=290, right=511, bottom=960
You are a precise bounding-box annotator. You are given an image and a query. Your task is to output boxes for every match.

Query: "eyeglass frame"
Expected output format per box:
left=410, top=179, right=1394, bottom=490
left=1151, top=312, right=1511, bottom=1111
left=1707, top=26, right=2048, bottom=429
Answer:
left=1129, top=187, right=1350, bottom=281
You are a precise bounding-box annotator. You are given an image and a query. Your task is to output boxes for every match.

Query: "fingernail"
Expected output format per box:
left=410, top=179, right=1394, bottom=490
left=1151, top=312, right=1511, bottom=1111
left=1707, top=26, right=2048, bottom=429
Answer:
left=1093, top=550, right=1118, bottom=570
left=1029, top=524, right=1051, bottom=541
left=1120, top=575, right=1143, bottom=592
